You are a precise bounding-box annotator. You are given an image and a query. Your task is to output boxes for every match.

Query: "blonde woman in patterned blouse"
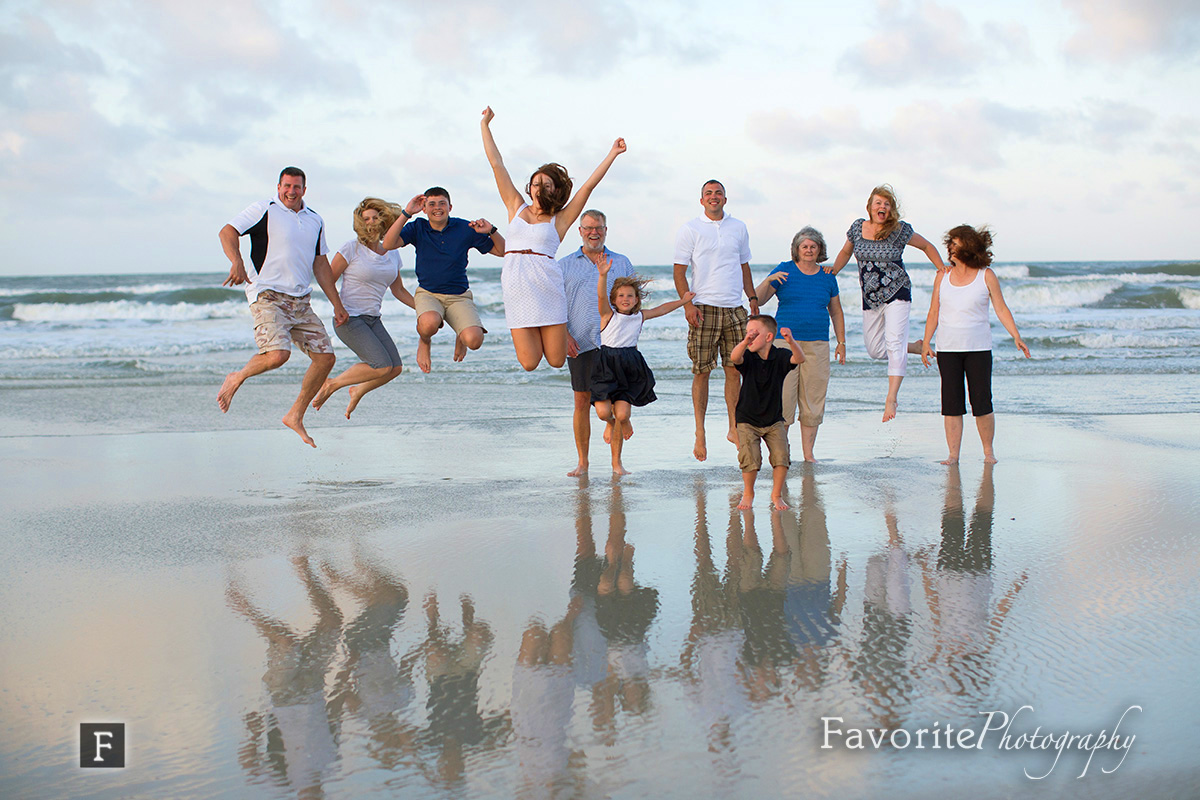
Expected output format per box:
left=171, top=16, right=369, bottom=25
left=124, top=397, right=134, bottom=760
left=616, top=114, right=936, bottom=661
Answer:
left=825, top=185, right=947, bottom=422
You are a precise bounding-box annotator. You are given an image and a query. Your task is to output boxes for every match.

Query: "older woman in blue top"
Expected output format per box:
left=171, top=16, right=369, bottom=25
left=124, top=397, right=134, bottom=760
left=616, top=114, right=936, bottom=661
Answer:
left=755, top=226, right=846, bottom=463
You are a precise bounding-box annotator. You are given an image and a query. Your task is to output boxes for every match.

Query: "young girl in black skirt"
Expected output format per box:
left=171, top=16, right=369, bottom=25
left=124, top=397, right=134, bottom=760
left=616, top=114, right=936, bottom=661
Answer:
left=593, top=256, right=694, bottom=475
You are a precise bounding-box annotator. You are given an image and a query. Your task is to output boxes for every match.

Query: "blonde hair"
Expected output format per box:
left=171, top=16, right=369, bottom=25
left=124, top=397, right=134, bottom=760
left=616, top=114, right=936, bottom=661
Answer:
left=867, top=184, right=902, bottom=239
left=352, top=197, right=404, bottom=246
left=610, top=275, right=652, bottom=314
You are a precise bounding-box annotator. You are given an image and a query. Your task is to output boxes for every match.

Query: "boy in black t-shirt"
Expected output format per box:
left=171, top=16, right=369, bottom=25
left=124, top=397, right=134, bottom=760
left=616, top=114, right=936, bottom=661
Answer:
left=730, top=315, right=805, bottom=510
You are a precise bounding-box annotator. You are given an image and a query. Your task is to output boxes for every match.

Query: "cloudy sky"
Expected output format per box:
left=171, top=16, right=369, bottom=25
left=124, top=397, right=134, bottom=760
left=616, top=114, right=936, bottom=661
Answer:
left=1, top=0, right=1197, bottom=275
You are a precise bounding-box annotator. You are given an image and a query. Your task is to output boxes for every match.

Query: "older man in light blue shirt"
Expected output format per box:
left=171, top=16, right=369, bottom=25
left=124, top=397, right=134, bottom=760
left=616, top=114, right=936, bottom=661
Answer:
left=560, top=209, right=635, bottom=477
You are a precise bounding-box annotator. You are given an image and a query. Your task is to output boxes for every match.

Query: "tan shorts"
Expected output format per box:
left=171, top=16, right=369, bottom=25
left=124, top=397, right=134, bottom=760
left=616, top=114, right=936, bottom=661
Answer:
left=250, top=290, right=333, bottom=355
left=736, top=421, right=790, bottom=472
left=775, top=339, right=831, bottom=427
left=414, top=288, right=486, bottom=334
left=687, top=304, right=747, bottom=374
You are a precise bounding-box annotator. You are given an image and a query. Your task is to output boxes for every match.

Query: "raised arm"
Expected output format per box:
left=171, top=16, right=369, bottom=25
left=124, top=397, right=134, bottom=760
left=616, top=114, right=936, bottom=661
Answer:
left=985, top=268, right=1030, bottom=358
left=779, top=327, right=805, bottom=364
left=824, top=238, right=853, bottom=275
left=596, top=256, right=614, bottom=328
left=480, top=107, right=524, bottom=220
left=220, top=224, right=247, bottom=286
left=644, top=290, right=696, bottom=321
left=908, top=232, right=948, bottom=271
left=921, top=272, right=944, bottom=367
left=382, top=195, right=426, bottom=250
left=728, top=327, right=757, bottom=366
left=556, top=138, right=626, bottom=239
left=312, top=254, right=349, bottom=327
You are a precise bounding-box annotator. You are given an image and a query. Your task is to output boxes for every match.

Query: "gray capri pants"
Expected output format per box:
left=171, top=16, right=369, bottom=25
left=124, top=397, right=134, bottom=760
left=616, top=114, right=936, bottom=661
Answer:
left=335, top=315, right=403, bottom=369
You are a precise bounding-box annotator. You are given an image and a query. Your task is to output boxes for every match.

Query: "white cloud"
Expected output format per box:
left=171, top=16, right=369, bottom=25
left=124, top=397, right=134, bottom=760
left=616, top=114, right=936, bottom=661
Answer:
left=1062, top=0, right=1200, bottom=62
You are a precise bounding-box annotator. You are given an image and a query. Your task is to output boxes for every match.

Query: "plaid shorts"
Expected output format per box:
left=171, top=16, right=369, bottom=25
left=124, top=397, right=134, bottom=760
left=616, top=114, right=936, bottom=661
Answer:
left=250, top=290, right=334, bottom=355
left=687, top=304, right=748, bottom=374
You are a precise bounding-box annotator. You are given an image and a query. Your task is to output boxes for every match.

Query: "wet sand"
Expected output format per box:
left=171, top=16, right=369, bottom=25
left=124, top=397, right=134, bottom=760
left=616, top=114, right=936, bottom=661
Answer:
left=1, top=381, right=1198, bottom=798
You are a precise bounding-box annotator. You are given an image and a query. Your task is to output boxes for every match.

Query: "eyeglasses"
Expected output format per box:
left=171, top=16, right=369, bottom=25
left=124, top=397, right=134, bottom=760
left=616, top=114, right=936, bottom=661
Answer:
left=580, top=226, right=606, bottom=233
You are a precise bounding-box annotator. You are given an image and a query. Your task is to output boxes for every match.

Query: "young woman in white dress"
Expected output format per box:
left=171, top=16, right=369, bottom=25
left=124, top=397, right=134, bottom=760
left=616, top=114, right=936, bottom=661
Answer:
left=480, top=106, right=626, bottom=370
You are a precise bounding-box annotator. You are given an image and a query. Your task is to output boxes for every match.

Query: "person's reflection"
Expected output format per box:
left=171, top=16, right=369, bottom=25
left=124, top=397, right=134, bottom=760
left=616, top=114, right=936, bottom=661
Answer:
left=681, top=479, right=748, bottom=757
left=513, top=596, right=584, bottom=799
left=228, top=554, right=341, bottom=799
left=593, top=481, right=659, bottom=734
left=780, top=470, right=848, bottom=691
left=919, top=464, right=1027, bottom=697
left=730, top=507, right=795, bottom=702
left=851, top=499, right=915, bottom=730
left=322, top=550, right=416, bottom=770
left=415, top=592, right=498, bottom=787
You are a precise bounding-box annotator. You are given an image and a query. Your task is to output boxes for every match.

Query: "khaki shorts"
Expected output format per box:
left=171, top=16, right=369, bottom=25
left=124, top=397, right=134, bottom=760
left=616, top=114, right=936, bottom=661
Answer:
left=736, top=421, right=790, bottom=472
left=250, top=290, right=333, bottom=355
left=775, top=339, right=831, bottom=427
left=687, top=304, right=747, bottom=374
left=414, top=288, right=486, bottom=334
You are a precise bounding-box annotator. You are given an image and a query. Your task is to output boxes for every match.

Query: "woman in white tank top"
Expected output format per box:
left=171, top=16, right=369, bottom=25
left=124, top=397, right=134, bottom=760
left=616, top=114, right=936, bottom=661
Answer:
left=480, top=106, right=627, bottom=371
left=591, top=256, right=694, bottom=475
left=921, top=225, right=1030, bottom=465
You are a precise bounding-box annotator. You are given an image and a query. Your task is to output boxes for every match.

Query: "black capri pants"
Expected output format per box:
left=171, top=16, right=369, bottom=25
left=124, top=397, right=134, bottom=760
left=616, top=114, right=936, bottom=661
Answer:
left=937, top=350, right=993, bottom=416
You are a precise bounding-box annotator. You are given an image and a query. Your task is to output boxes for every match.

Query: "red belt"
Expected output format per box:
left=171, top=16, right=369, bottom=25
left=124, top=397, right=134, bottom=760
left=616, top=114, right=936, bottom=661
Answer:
left=507, top=249, right=553, bottom=258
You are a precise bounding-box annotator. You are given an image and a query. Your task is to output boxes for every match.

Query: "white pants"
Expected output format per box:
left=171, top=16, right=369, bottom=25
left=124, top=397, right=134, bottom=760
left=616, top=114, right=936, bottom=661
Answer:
left=862, top=300, right=910, bottom=377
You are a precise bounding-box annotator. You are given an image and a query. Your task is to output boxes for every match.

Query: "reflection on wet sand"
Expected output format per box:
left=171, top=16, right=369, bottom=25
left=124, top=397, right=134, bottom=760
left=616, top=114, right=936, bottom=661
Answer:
left=222, top=468, right=1040, bottom=797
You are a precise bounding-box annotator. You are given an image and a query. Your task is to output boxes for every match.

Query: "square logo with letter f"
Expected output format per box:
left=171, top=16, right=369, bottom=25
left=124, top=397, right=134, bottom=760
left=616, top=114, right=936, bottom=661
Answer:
left=79, top=723, right=125, bottom=768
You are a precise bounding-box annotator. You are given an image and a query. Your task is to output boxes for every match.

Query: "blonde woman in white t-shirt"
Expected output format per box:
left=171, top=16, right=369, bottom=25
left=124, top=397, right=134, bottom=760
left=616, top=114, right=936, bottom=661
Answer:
left=312, top=198, right=416, bottom=418
left=921, top=225, right=1030, bottom=464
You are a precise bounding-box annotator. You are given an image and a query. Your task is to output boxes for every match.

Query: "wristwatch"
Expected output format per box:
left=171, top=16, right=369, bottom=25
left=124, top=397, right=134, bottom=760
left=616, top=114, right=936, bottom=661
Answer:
left=489, top=225, right=498, bottom=236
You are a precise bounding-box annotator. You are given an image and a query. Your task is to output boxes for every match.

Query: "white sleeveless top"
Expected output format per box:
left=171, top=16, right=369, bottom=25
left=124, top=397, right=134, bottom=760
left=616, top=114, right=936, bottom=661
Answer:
left=936, top=268, right=992, bottom=352
left=601, top=310, right=643, bottom=348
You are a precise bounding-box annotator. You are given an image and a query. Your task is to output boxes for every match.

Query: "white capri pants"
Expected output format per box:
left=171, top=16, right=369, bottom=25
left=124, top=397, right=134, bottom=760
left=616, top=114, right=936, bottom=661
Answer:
left=862, top=299, right=910, bottom=377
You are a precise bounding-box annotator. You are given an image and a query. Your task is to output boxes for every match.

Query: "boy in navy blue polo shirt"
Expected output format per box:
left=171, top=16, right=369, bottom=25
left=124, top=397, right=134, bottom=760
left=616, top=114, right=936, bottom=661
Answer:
left=382, top=187, right=506, bottom=372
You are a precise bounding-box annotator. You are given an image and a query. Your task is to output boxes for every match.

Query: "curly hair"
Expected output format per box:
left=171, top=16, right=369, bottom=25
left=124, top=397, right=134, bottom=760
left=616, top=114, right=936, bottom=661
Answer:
left=527, top=163, right=573, bottom=216
left=867, top=184, right=903, bottom=239
left=791, top=226, right=828, bottom=263
left=610, top=275, right=652, bottom=314
left=352, top=197, right=404, bottom=246
left=943, top=224, right=994, bottom=269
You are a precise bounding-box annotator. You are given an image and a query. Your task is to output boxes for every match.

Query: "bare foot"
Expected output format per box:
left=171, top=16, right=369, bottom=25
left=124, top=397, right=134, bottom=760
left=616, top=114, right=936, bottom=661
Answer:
left=312, top=380, right=336, bottom=410
left=694, top=436, right=707, bottom=462
left=883, top=398, right=898, bottom=422
left=603, top=421, right=614, bottom=444
left=726, top=428, right=738, bottom=446
left=567, top=463, right=588, bottom=477
left=345, top=385, right=365, bottom=419
left=984, top=453, right=998, bottom=464
left=804, top=453, right=818, bottom=463
left=772, top=496, right=789, bottom=511
left=282, top=411, right=316, bottom=448
left=624, top=419, right=634, bottom=440
left=612, top=463, right=630, bottom=476
left=940, top=456, right=959, bottom=465
left=417, top=338, right=432, bottom=373
left=454, top=335, right=467, bottom=362
left=737, top=492, right=753, bottom=510
left=217, top=372, right=243, bottom=412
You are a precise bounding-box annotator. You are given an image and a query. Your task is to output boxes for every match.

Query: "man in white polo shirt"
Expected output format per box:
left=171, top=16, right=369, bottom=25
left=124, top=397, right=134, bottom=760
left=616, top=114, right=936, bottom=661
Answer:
left=673, top=179, right=758, bottom=462
left=217, top=166, right=349, bottom=448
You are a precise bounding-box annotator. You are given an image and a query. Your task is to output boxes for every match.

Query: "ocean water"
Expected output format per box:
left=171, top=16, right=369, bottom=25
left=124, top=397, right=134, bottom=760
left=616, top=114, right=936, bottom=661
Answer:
left=2, top=261, right=1199, bottom=413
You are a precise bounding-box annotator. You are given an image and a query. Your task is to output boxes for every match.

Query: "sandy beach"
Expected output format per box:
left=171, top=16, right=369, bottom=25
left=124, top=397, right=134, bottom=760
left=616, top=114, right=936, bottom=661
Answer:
left=2, top=372, right=1198, bottom=799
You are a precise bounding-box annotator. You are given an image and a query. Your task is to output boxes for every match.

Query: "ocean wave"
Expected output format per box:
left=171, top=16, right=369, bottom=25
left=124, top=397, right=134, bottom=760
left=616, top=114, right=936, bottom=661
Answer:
left=1179, top=288, right=1200, bottom=310
left=12, top=300, right=249, bottom=322
left=0, top=282, right=197, bottom=298
left=1005, top=279, right=1122, bottom=309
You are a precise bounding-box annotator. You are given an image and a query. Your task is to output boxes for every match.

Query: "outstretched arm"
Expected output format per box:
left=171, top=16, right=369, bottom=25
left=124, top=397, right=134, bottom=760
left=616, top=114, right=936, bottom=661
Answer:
left=985, top=268, right=1030, bottom=358
left=596, top=256, right=614, bottom=328
left=909, top=232, right=948, bottom=271
left=921, top=273, right=943, bottom=367
left=480, top=107, right=524, bottom=220
left=313, top=254, right=349, bottom=327
left=644, top=290, right=696, bottom=321
left=556, top=138, right=626, bottom=239
left=382, top=194, right=426, bottom=250
left=824, top=238, right=853, bottom=275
